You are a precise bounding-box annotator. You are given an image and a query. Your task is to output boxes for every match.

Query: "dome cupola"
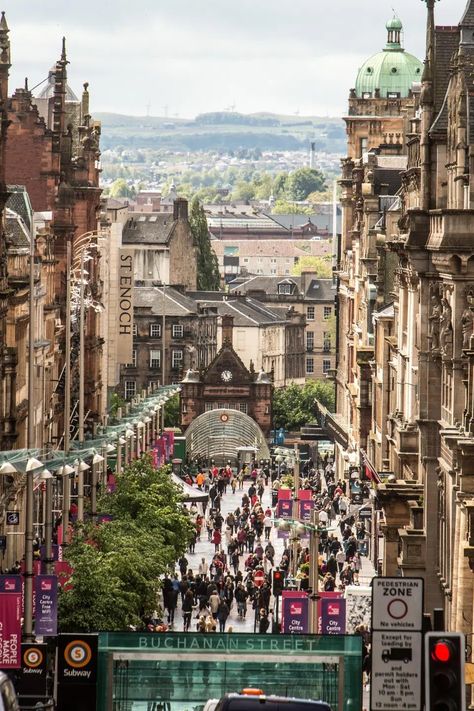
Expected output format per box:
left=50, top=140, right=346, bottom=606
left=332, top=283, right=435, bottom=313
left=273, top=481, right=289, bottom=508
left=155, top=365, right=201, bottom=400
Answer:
left=355, top=16, right=423, bottom=99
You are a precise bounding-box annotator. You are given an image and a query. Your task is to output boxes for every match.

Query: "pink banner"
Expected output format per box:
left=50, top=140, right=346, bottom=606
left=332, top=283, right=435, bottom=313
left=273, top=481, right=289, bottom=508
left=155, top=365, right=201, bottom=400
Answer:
left=277, top=489, right=291, bottom=500
left=0, top=576, right=21, bottom=668
left=317, top=591, right=343, bottom=633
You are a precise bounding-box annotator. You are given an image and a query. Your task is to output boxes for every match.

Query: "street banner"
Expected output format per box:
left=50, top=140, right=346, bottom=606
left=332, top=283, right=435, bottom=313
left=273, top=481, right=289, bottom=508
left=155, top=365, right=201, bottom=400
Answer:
left=277, top=489, right=291, bottom=500
left=40, top=544, right=63, bottom=564
left=0, top=575, right=21, bottom=668
left=299, top=490, right=312, bottom=500
left=34, top=575, right=58, bottom=636
left=299, top=499, right=314, bottom=522
left=276, top=499, right=293, bottom=539
left=54, top=561, right=73, bottom=590
left=317, top=591, right=343, bottom=632
left=321, top=596, right=346, bottom=634
left=282, top=591, right=309, bottom=634
left=277, top=500, right=292, bottom=519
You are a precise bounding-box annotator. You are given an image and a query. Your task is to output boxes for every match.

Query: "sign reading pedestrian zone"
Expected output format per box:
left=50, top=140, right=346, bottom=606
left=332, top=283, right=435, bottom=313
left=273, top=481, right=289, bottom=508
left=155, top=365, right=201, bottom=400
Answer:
left=370, top=577, right=423, bottom=711
left=372, top=577, right=423, bottom=630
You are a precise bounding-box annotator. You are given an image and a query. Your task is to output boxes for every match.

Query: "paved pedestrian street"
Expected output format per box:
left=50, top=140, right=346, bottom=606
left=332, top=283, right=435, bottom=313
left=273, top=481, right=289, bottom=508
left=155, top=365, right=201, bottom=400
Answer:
left=162, top=469, right=376, bottom=636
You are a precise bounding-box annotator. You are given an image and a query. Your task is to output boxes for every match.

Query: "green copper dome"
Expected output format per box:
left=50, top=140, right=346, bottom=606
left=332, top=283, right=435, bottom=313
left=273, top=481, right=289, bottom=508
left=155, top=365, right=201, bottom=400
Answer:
left=355, top=17, right=423, bottom=99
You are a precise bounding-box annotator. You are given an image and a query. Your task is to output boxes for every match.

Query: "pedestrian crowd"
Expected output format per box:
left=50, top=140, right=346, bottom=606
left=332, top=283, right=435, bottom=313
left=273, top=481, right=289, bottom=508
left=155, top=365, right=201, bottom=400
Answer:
left=145, top=455, right=370, bottom=635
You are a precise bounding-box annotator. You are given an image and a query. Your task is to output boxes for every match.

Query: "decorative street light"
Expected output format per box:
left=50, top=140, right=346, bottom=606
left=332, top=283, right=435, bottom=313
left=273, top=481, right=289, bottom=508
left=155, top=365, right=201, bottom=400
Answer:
left=24, top=456, right=44, bottom=641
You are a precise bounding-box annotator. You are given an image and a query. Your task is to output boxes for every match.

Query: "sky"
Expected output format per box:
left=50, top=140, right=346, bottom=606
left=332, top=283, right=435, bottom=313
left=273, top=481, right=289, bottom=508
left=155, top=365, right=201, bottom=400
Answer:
left=0, top=0, right=469, bottom=119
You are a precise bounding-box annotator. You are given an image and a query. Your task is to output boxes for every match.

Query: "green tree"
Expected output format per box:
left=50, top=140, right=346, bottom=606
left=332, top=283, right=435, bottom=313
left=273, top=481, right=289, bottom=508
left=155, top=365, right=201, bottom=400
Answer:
left=273, top=380, right=335, bottom=430
left=164, top=393, right=180, bottom=427
left=286, top=168, right=326, bottom=201
left=231, top=180, right=255, bottom=202
left=58, top=457, right=193, bottom=632
left=272, top=200, right=313, bottom=215
left=273, top=172, right=289, bottom=198
left=189, top=197, right=220, bottom=290
left=109, top=178, right=136, bottom=198
left=291, top=256, right=333, bottom=278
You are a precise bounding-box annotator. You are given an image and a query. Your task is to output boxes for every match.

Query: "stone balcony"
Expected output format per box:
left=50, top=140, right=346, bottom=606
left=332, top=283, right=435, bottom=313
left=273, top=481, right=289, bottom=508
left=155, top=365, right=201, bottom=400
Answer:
left=428, top=209, right=474, bottom=252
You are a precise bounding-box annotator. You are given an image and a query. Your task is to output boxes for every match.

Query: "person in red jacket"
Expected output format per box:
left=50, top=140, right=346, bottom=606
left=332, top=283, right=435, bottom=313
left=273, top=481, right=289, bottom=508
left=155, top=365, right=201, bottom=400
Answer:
left=212, top=528, right=222, bottom=552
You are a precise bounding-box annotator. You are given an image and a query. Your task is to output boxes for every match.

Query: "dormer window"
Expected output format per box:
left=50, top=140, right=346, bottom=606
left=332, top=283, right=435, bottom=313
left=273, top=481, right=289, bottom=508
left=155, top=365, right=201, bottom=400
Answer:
left=278, top=282, right=294, bottom=295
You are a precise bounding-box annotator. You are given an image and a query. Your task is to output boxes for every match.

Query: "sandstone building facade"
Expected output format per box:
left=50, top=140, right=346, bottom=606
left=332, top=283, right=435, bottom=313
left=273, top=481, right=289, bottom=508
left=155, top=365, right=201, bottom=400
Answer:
left=330, top=0, right=474, bottom=629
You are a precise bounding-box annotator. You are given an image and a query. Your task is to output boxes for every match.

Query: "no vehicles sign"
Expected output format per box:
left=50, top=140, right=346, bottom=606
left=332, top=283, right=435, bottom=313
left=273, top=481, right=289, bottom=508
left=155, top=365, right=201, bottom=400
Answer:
left=372, top=577, right=423, bottom=632
left=370, top=577, right=423, bottom=711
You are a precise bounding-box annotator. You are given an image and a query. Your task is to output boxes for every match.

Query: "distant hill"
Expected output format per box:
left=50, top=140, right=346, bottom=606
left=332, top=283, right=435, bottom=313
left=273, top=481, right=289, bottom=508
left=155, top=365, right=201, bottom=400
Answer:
left=95, top=111, right=345, bottom=154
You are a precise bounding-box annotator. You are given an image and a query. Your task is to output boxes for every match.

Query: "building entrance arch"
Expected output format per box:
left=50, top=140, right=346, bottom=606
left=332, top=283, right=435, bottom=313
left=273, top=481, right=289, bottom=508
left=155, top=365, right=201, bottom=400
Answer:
left=185, top=408, right=270, bottom=464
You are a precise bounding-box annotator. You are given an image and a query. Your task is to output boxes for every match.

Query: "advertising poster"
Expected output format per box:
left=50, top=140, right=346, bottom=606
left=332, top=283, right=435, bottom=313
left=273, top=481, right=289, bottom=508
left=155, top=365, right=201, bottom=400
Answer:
left=299, top=499, right=314, bottom=522
left=282, top=591, right=309, bottom=634
left=0, top=575, right=21, bottom=668
left=34, top=575, right=58, bottom=636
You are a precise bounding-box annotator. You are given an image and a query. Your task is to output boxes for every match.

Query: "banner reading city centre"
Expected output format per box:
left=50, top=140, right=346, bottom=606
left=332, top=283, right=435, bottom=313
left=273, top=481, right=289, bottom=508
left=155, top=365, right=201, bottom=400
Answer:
left=0, top=575, right=22, bottom=668
left=117, top=249, right=134, bottom=364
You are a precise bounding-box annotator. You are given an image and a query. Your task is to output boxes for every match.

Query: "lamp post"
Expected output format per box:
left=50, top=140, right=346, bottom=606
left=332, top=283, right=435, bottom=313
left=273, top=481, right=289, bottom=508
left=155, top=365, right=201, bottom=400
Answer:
left=91, top=453, right=104, bottom=523
left=39, top=469, right=54, bottom=575
left=75, top=460, right=90, bottom=523
left=57, top=464, right=74, bottom=541
left=24, top=457, right=44, bottom=641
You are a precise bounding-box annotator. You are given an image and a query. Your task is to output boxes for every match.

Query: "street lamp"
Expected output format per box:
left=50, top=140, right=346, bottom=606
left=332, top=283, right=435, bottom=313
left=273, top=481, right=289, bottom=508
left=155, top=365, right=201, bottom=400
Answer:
left=24, top=456, right=44, bottom=641
left=91, top=453, right=104, bottom=523
left=75, top=460, right=90, bottom=523
left=57, top=463, right=75, bottom=539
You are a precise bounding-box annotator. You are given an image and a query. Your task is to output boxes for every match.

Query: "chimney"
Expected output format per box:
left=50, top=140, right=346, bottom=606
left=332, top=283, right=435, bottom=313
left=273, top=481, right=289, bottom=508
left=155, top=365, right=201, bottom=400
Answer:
left=222, top=315, right=234, bottom=346
left=173, top=197, right=188, bottom=221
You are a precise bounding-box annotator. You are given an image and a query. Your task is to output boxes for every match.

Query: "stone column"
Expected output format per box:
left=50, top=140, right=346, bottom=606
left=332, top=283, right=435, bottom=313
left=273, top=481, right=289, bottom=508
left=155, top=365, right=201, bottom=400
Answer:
left=454, top=506, right=473, bottom=634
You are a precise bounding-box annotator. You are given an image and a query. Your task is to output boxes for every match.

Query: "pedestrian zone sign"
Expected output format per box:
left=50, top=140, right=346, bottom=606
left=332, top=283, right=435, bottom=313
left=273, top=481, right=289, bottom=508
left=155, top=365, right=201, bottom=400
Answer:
left=370, top=577, right=423, bottom=711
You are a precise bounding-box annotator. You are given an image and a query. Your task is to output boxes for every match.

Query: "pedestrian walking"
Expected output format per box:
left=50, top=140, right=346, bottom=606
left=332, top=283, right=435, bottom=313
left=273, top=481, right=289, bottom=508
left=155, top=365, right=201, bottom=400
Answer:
left=217, top=599, right=230, bottom=632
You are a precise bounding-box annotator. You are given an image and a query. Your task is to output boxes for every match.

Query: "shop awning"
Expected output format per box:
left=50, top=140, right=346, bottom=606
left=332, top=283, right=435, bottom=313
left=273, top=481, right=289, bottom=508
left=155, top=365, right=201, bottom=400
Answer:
left=171, top=473, right=209, bottom=502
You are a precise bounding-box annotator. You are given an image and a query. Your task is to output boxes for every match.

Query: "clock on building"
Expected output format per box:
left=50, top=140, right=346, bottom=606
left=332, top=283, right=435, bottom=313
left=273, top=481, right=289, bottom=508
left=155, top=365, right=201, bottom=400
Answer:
left=221, top=370, right=233, bottom=382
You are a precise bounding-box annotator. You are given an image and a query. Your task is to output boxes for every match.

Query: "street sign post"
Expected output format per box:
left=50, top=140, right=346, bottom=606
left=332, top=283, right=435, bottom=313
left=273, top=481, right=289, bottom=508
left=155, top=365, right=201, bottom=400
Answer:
left=370, top=577, right=423, bottom=711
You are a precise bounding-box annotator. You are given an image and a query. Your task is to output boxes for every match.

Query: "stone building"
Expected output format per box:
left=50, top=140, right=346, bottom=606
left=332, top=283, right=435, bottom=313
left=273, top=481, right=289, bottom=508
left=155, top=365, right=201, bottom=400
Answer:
left=189, top=293, right=306, bottom=388
left=228, top=273, right=336, bottom=381
left=118, top=285, right=217, bottom=399
left=330, top=0, right=474, bottom=631
left=180, top=315, right=273, bottom=437
left=3, top=32, right=103, bottom=445
left=121, top=198, right=197, bottom=290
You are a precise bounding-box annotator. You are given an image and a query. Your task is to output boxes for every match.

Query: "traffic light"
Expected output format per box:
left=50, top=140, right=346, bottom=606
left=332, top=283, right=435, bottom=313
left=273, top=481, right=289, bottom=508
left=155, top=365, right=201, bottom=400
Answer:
left=272, top=569, right=284, bottom=596
left=425, top=632, right=465, bottom=711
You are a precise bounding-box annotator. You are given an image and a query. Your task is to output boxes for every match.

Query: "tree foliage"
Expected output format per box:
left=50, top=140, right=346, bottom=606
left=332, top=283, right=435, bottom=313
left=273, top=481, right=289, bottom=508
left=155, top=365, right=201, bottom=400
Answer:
left=189, top=198, right=220, bottom=290
left=164, top=393, right=180, bottom=428
left=58, top=456, right=193, bottom=632
left=273, top=380, right=335, bottom=430
left=109, top=178, right=136, bottom=198
left=285, top=168, right=326, bottom=201
left=291, top=256, right=333, bottom=278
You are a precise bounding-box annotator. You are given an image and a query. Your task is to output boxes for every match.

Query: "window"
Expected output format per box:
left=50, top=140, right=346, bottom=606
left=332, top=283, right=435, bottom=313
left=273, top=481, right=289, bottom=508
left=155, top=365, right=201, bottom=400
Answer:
left=239, top=403, right=248, bottom=414
left=324, top=306, right=332, bottom=320
left=278, top=283, right=292, bottom=295
left=306, top=357, right=314, bottom=374
left=271, top=269, right=277, bottom=275
left=132, top=323, right=138, bottom=337
left=124, top=380, right=136, bottom=399
left=182, top=402, right=187, bottom=414
left=126, top=349, right=137, bottom=368
left=205, top=402, right=214, bottom=412
left=149, top=349, right=161, bottom=368
left=306, top=332, right=314, bottom=351
left=323, top=359, right=331, bottom=374
left=323, top=331, right=331, bottom=352
left=271, top=258, right=277, bottom=264
left=150, top=323, right=161, bottom=338
left=307, top=306, right=315, bottom=321
left=172, top=324, right=184, bottom=338
left=360, top=137, right=368, bottom=155
left=243, top=258, right=249, bottom=263
left=172, top=349, right=183, bottom=368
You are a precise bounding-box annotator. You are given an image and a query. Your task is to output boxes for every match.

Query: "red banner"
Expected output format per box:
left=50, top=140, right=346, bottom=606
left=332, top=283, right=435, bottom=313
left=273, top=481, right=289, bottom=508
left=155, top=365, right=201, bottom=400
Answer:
left=0, top=576, right=21, bottom=668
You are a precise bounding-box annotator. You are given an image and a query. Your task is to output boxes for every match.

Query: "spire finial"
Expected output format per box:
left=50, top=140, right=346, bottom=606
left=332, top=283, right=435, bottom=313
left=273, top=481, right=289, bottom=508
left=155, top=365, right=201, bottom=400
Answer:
left=24, top=77, right=28, bottom=92
left=61, top=36, right=67, bottom=62
left=0, top=12, right=8, bottom=32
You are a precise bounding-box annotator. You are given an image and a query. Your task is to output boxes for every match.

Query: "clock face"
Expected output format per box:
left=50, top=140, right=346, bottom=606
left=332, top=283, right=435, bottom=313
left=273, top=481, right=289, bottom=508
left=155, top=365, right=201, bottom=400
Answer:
left=221, top=370, right=233, bottom=382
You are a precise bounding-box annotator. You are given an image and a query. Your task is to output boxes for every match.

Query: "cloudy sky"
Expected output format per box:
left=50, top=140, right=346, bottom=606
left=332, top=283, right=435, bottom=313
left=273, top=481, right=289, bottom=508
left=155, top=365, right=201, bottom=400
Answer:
left=0, top=0, right=469, bottom=118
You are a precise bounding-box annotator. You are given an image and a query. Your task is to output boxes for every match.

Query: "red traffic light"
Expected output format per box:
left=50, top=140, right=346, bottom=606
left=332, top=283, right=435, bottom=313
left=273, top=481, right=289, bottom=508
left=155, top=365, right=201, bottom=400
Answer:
left=432, top=641, right=453, bottom=663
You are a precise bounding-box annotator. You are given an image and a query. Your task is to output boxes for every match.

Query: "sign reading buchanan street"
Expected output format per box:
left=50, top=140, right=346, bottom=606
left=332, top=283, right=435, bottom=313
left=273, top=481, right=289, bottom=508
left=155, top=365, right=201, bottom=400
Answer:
left=117, top=249, right=134, bottom=364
